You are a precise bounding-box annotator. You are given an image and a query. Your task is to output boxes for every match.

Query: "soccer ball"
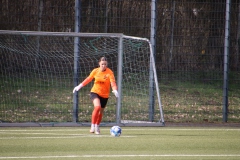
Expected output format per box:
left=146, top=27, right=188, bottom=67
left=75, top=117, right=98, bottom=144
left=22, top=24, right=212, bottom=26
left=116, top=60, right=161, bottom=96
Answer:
left=110, top=126, right=122, bottom=137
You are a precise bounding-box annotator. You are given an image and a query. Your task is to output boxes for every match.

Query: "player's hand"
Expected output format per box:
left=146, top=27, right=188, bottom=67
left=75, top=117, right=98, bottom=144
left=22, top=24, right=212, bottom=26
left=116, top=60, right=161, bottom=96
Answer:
left=73, top=84, right=83, bottom=93
left=112, top=90, right=119, bottom=98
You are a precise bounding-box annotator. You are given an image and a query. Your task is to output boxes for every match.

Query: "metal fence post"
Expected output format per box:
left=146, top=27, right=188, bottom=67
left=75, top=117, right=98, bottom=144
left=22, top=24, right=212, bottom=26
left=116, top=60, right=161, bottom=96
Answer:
left=149, top=0, right=157, bottom=122
left=223, top=0, right=231, bottom=122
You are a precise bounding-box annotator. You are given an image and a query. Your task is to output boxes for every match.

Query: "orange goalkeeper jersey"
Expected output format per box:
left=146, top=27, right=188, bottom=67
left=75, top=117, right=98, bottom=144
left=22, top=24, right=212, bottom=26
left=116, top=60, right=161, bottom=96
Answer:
left=82, top=68, right=117, bottom=98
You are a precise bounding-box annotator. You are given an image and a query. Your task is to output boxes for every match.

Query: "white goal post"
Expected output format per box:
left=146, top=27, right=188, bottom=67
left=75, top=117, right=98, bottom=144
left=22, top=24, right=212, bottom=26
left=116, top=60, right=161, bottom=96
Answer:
left=0, top=30, right=164, bottom=126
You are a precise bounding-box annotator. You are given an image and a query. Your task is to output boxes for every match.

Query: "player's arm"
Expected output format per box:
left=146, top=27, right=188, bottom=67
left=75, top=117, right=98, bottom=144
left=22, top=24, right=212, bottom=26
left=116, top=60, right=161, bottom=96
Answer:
left=72, top=77, right=93, bottom=93
left=111, top=82, right=117, bottom=91
left=110, top=72, right=118, bottom=97
left=111, top=82, right=118, bottom=98
left=81, top=77, right=93, bottom=87
left=73, top=69, right=96, bottom=93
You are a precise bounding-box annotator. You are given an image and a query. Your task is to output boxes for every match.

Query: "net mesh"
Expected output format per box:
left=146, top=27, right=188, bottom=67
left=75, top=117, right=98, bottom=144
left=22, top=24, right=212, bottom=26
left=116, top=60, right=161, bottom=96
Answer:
left=0, top=31, right=162, bottom=123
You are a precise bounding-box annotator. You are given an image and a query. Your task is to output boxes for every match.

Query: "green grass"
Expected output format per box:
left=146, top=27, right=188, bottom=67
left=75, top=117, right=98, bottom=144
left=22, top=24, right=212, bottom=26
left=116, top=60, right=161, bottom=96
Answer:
left=0, top=127, right=240, bottom=160
left=1, top=71, right=240, bottom=123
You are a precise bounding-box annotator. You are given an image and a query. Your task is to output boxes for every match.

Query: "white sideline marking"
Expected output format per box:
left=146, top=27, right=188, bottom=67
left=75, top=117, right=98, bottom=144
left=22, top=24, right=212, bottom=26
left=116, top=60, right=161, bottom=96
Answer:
left=0, top=128, right=240, bottom=132
left=0, top=136, right=136, bottom=139
left=0, top=134, right=136, bottom=139
left=0, top=130, right=136, bottom=139
left=0, top=155, right=240, bottom=159
left=0, top=132, right=82, bottom=135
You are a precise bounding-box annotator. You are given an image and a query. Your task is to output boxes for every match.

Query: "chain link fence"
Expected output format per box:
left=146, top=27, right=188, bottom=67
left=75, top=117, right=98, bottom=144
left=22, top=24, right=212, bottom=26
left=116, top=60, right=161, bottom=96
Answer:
left=0, top=0, right=239, bottom=124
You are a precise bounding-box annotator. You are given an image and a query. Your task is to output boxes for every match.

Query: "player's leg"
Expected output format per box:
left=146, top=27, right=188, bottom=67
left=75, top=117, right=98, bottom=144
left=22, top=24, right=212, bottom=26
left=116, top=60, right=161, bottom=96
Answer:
left=90, top=93, right=101, bottom=133
left=96, top=97, right=108, bottom=125
left=95, top=97, right=108, bottom=134
left=96, top=108, right=104, bottom=126
left=91, top=100, right=101, bottom=133
left=94, top=108, right=103, bottom=135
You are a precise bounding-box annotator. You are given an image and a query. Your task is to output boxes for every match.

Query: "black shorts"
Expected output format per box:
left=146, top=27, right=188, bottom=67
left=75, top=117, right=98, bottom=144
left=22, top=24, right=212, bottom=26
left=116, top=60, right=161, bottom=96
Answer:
left=90, top=92, right=108, bottom=108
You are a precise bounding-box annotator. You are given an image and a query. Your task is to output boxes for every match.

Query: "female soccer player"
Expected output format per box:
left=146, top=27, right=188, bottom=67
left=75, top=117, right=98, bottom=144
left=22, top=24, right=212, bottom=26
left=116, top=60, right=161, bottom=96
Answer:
left=73, top=57, right=118, bottom=134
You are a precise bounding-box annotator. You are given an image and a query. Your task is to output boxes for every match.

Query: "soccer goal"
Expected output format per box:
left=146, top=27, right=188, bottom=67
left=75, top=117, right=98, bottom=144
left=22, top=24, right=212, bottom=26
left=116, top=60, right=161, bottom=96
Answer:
left=0, top=30, right=164, bottom=126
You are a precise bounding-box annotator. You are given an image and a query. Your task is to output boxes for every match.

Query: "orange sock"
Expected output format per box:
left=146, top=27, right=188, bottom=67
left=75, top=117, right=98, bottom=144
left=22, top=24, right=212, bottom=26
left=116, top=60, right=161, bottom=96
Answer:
left=96, top=113, right=103, bottom=125
left=91, top=106, right=101, bottom=124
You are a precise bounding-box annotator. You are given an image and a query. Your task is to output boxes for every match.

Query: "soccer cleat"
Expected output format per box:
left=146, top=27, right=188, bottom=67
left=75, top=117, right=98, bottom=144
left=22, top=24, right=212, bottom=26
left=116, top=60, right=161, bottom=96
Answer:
left=95, top=125, right=100, bottom=135
left=90, top=124, right=95, bottom=133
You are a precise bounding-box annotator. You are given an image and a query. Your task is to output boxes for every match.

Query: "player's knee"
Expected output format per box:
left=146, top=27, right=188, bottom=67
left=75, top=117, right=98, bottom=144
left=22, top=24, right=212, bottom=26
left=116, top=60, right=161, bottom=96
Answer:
left=94, top=106, right=101, bottom=112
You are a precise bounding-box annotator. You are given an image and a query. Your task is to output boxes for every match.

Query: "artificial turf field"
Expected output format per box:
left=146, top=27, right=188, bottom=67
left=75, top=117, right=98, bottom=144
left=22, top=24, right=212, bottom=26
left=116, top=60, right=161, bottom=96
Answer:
left=0, top=127, right=240, bottom=160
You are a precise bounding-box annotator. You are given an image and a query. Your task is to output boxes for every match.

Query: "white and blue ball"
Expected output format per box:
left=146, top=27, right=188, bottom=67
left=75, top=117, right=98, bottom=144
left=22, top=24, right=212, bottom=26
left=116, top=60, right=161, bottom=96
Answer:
left=110, top=126, right=122, bottom=137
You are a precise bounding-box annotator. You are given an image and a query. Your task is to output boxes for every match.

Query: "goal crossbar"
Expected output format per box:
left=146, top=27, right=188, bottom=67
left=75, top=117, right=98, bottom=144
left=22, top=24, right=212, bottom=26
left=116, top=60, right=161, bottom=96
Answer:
left=0, top=30, right=124, bottom=38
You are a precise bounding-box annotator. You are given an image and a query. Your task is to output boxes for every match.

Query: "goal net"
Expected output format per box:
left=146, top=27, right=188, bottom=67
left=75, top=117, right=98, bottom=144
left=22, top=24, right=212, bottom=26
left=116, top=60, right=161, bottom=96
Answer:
left=0, top=30, right=164, bottom=126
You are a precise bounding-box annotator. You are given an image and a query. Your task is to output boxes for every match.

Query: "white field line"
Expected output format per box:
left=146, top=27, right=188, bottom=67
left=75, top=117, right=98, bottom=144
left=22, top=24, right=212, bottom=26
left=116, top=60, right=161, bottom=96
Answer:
left=0, top=128, right=238, bottom=139
left=0, top=128, right=240, bottom=132
left=0, top=135, right=136, bottom=139
left=0, top=132, right=82, bottom=135
left=0, top=131, right=136, bottom=139
left=0, top=154, right=240, bottom=159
